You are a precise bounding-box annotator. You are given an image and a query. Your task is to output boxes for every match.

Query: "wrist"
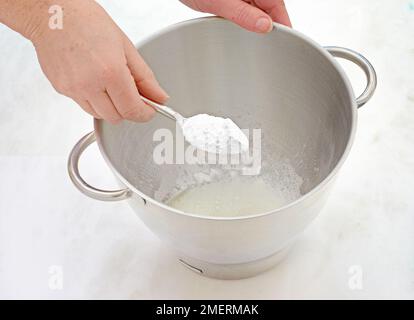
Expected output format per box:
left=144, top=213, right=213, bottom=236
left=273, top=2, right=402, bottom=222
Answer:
left=0, top=0, right=66, bottom=43
left=22, top=1, right=49, bottom=43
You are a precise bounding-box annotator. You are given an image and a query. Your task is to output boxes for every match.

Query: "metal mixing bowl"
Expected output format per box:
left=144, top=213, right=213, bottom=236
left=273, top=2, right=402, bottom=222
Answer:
left=68, top=17, right=376, bottom=279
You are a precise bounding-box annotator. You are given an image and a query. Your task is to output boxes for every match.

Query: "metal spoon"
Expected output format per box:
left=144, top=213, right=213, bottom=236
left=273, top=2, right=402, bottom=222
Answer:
left=141, top=97, right=185, bottom=124
left=141, top=97, right=249, bottom=154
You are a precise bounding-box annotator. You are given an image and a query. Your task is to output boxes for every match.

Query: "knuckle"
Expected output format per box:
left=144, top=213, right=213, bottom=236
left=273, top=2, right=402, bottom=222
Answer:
left=234, top=2, right=251, bottom=23
left=101, top=65, right=118, bottom=83
left=51, top=77, right=71, bottom=95
left=196, top=0, right=219, bottom=12
left=66, top=78, right=92, bottom=95
left=53, top=83, right=67, bottom=95
left=135, top=69, right=155, bottom=84
left=54, top=76, right=94, bottom=96
left=71, top=81, right=88, bottom=93
left=121, top=106, right=142, bottom=121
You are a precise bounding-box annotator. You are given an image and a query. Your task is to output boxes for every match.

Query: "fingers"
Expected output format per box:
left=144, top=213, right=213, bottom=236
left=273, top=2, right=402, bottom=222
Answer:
left=89, top=91, right=122, bottom=124
left=207, top=0, right=273, bottom=33
left=72, top=98, right=101, bottom=119
left=254, top=0, right=292, bottom=27
left=75, top=51, right=161, bottom=124
left=106, top=65, right=156, bottom=123
left=124, top=40, right=169, bottom=104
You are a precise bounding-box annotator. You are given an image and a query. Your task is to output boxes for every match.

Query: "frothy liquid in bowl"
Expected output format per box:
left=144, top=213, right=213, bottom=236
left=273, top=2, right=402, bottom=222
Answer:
left=167, top=176, right=301, bottom=218
left=160, top=112, right=304, bottom=218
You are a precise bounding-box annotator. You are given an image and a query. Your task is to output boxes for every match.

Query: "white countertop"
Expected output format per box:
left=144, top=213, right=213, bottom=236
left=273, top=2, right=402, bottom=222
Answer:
left=0, top=0, right=413, bottom=299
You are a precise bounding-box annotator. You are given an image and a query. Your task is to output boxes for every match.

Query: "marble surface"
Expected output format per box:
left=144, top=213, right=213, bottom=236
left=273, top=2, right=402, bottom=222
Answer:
left=0, top=0, right=413, bottom=299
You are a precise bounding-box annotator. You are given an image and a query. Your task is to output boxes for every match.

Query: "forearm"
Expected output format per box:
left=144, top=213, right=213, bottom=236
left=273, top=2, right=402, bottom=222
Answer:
left=0, top=0, right=54, bottom=41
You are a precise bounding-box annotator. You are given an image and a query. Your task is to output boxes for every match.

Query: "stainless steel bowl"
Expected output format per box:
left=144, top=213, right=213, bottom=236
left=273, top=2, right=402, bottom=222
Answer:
left=68, top=17, right=376, bottom=279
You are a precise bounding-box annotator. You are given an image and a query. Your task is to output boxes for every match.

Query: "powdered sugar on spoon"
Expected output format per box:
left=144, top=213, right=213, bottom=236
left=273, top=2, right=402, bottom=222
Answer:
left=141, top=97, right=249, bottom=154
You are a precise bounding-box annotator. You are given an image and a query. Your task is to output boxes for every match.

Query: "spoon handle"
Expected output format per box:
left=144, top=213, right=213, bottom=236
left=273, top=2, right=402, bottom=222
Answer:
left=141, top=96, right=183, bottom=122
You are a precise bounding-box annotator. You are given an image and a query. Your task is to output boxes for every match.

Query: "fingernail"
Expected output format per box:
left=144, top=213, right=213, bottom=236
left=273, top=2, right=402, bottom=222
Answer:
left=255, top=17, right=273, bottom=33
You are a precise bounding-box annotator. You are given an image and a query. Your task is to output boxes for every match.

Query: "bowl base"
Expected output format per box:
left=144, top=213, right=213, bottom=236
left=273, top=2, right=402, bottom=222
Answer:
left=177, top=245, right=292, bottom=280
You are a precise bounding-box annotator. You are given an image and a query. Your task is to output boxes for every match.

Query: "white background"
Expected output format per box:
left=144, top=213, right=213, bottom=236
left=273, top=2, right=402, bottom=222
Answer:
left=0, top=0, right=413, bottom=299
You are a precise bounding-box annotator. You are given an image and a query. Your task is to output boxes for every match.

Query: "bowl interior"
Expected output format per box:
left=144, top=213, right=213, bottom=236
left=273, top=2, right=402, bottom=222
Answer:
left=97, top=18, right=354, bottom=209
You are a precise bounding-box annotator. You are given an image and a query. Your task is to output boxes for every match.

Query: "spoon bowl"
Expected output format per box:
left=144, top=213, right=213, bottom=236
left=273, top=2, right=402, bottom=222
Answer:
left=141, top=96, right=249, bottom=154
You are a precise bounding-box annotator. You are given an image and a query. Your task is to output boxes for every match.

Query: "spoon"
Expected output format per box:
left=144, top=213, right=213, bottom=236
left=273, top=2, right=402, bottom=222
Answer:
left=141, top=97, right=249, bottom=154
left=141, top=97, right=185, bottom=124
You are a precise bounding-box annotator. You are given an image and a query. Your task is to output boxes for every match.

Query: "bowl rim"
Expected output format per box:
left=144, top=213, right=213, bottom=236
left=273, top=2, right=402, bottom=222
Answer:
left=94, top=16, right=358, bottom=221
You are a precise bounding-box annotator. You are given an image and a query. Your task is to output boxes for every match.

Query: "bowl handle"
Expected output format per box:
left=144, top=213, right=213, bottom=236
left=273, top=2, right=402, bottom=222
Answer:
left=325, top=46, right=377, bottom=108
left=67, top=131, right=131, bottom=201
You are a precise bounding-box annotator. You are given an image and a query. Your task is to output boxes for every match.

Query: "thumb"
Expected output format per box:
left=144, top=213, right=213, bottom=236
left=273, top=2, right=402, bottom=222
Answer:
left=209, top=0, right=273, bottom=33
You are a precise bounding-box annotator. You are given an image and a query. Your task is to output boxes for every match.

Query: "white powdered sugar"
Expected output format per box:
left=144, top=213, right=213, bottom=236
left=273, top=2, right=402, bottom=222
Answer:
left=181, top=114, right=249, bottom=154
